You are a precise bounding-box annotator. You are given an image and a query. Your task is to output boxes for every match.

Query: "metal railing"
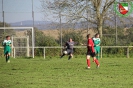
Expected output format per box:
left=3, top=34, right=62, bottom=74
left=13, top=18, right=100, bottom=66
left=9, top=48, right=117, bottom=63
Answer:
left=0, top=46, right=133, bottom=58
left=100, top=46, right=133, bottom=58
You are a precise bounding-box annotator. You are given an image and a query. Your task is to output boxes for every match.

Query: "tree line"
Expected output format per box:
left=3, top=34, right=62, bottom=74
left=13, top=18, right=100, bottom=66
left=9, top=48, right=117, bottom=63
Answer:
left=0, top=22, right=133, bottom=57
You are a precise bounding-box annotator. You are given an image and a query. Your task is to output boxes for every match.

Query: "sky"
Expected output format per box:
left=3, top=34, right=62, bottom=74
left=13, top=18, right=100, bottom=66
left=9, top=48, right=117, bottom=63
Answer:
left=0, top=0, right=44, bottom=23
left=1, top=0, right=131, bottom=24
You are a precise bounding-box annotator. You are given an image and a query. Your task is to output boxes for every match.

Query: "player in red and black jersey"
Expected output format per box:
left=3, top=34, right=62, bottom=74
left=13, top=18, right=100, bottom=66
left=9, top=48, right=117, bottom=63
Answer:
left=86, top=34, right=100, bottom=69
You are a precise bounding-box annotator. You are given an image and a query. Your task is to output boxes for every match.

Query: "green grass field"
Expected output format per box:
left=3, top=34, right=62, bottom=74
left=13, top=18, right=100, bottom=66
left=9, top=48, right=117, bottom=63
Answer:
left=0, top=56, right=133, bottom=88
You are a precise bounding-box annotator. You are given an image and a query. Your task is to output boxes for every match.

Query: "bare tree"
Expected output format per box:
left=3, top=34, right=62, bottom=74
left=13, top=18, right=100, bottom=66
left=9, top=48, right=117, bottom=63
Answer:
left=40, top=0, right=115, bottom=37
left=92, top=0, right=115, bottom=37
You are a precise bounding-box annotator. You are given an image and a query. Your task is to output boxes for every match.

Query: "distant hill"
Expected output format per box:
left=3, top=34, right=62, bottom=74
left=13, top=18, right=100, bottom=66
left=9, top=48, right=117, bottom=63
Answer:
left=9, top=20, right=53, bottom=30
left=9, top=18, right=133, bottom=30
left=9, top=20, right=98, bottom=30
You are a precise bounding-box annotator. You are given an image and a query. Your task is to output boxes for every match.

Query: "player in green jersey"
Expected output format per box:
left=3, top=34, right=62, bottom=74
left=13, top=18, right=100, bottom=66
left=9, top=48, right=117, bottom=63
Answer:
left=2, top=36, right=12, bottom=63
left=93, top=33, right=100, bottom=60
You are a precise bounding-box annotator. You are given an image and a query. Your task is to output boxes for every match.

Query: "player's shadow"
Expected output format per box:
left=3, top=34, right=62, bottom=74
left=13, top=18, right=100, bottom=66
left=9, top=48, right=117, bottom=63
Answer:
left=23, top=57, right=34, bottom=59
left=53, top=68, right=62, bottom=69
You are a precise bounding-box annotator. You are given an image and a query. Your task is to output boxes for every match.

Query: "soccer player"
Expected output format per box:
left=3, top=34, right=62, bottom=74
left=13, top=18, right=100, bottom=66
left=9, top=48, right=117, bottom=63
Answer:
left=93, top=33, right=100, bottom=60
left=86, top=34, right=100, bottom=69
left=60, top=38, right=75, bottom=60
left=2, top=36, right=12, bottom=63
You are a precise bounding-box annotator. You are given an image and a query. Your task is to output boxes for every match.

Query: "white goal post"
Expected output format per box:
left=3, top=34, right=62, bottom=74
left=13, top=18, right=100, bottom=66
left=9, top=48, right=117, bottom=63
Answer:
left=0, top=27, right=35, bottom=58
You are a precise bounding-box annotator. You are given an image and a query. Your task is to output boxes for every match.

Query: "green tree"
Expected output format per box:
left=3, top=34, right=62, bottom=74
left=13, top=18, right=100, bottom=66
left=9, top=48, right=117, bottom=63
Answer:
left=0, top=22, right=13, bottom=44
left=27, top=28, right=59, bottom=56
left=59, top=30, right=83, bottom=45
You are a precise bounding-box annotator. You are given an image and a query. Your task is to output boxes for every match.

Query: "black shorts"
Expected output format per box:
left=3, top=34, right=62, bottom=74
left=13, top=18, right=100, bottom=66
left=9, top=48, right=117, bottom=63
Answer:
left=67, top=49, right=73, bottom=55
left=86, top=49, right=96, bottom=57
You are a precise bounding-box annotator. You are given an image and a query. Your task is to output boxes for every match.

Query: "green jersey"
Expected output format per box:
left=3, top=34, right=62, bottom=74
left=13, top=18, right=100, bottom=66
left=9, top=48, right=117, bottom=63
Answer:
left=93, top=38, right=100, bottom=46
left=93, top=37, right=100, bottom=53
left=93, top=37, right=100, bottom=59
left=2, top=40, right=12, bottom=54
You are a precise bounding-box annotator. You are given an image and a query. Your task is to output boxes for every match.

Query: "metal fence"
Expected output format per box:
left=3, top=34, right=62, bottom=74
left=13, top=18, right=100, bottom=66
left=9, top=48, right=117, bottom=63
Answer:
left=0, top=46, right=133, bottom=58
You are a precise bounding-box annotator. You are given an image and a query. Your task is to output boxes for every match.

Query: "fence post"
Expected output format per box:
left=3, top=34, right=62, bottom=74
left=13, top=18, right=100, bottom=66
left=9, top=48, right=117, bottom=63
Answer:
left=43, top=47, right=45, bottom=59
left=27, top=36, right=29, bottom=57
left=127, top=47, right=129, bottom=58
left=101, top=46, right=102, bottom=58
left=11, top=36, right=13, bottom=57
left=11, top=47, right=13, bottom=57
left=14, top=48, right=16, bottom=58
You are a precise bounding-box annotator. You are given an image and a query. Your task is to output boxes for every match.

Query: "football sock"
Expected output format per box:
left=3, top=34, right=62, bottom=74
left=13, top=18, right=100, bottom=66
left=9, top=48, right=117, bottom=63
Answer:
left=68, top=56, right=71, bottom=60
left=87, top=59, right=90, bottom=67
left=6, top=56, right=8, bottom=62
left=96, top=56, right=99, bottom=60
left=94, top=59, right=99, bottom=66
left=8, top=56, right=10, bottom=61
left=60, top=54, right=65, bottom=58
